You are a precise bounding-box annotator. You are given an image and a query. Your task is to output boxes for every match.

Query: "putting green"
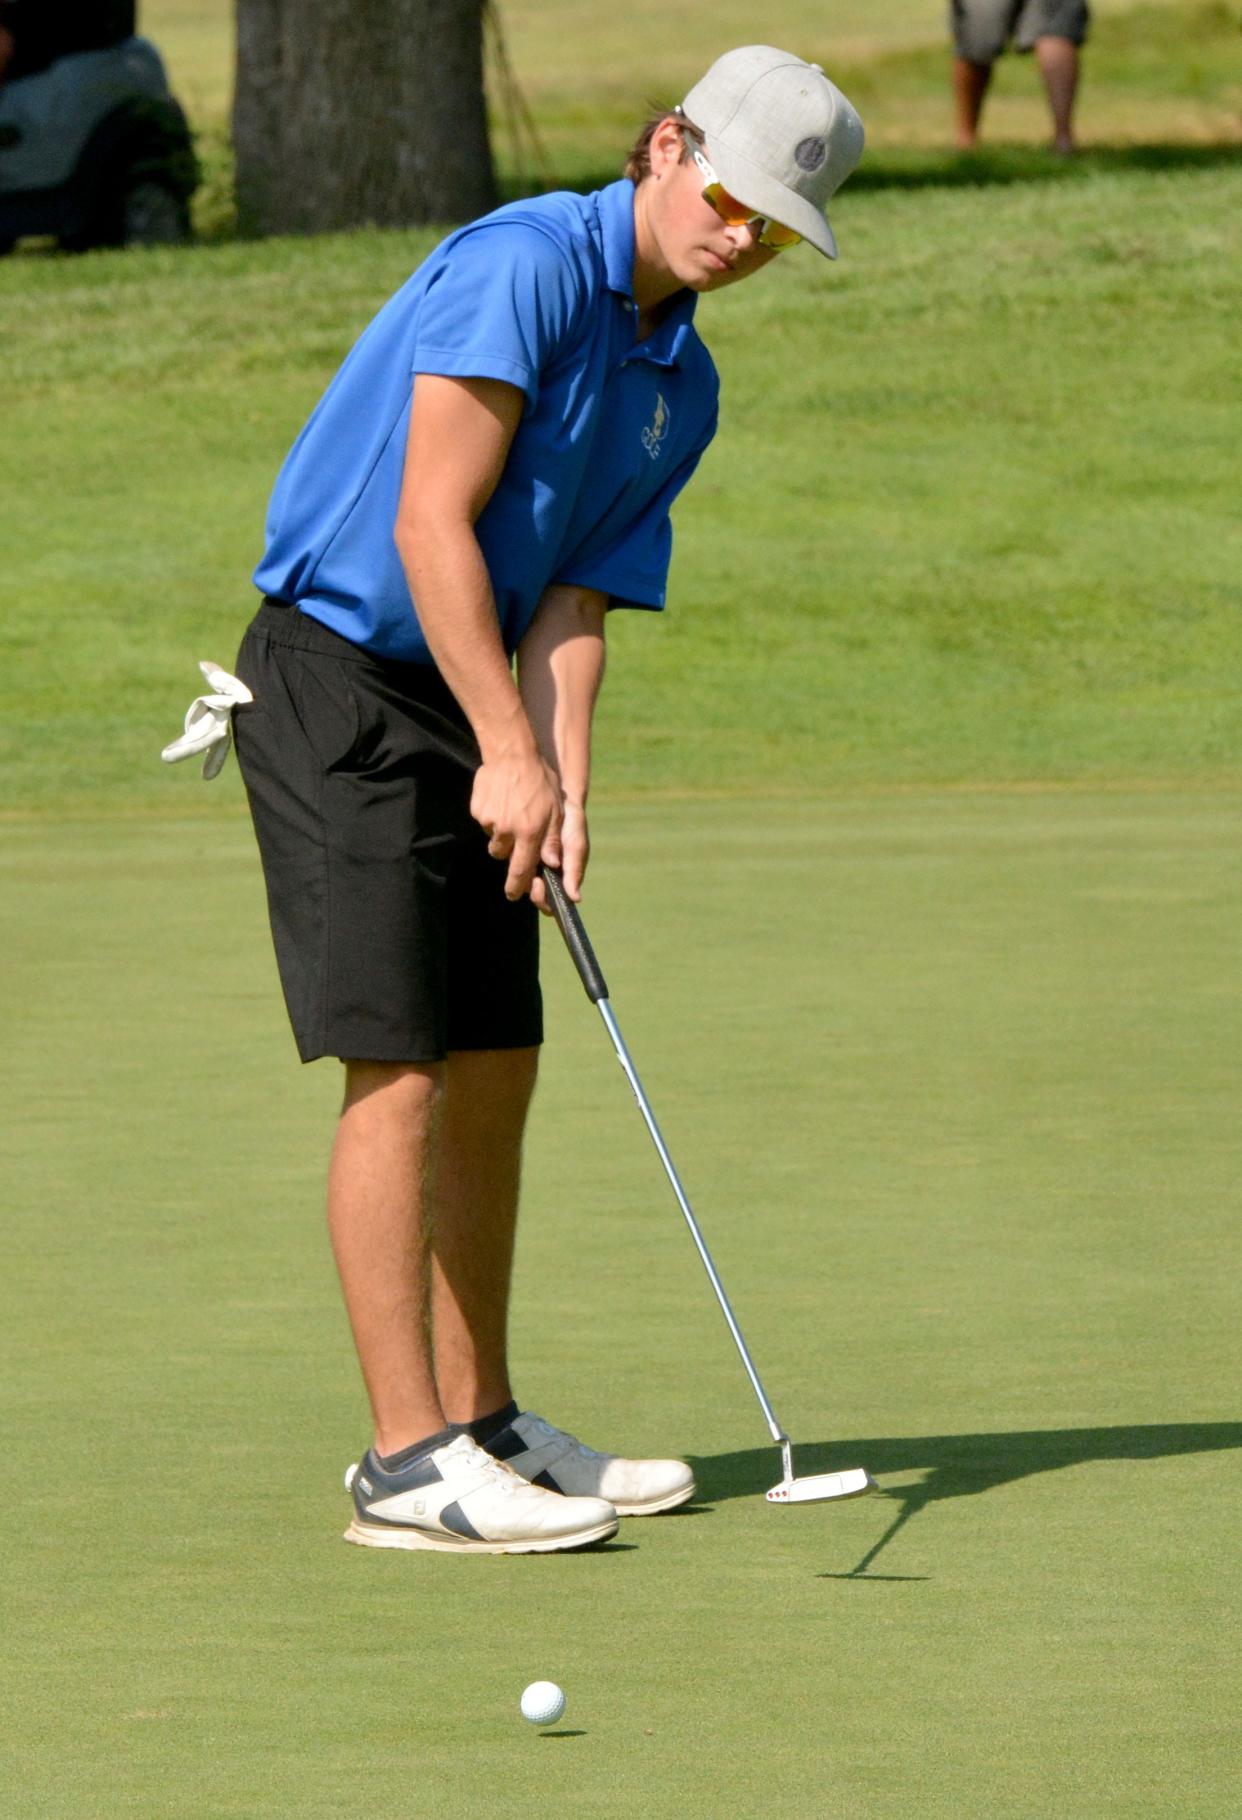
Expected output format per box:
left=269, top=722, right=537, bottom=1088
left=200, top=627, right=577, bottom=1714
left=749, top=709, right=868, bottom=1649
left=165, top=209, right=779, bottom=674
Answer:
left=5, top=791, right=1239, bottom=1816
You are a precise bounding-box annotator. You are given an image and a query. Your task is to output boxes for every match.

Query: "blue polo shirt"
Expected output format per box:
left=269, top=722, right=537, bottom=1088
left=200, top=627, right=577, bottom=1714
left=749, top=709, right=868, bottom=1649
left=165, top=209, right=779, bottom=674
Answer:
left=254, top=179, right=720, bottom=663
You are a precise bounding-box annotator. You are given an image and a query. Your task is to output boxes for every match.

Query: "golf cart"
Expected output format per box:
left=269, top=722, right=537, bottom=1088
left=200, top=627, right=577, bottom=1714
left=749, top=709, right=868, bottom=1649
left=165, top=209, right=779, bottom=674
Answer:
left=0, top=9, right=198, bottom=253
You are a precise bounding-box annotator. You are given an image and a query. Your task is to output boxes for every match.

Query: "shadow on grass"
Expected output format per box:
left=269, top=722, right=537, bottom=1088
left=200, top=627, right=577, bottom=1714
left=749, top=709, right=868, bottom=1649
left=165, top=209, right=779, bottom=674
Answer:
left=848, top=141, right=1242, bottom=191
left=688, top=1422, right=1242, bottom=1577
left=501, top=142, right=1240, bottom=206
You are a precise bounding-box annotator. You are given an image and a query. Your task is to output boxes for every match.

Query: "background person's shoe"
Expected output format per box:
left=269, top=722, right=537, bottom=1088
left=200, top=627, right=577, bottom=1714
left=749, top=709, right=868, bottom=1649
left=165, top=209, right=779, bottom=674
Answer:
left=484, top=1412, right=696, bottom=1515
left=343, top=1433, right=618, bottom=1554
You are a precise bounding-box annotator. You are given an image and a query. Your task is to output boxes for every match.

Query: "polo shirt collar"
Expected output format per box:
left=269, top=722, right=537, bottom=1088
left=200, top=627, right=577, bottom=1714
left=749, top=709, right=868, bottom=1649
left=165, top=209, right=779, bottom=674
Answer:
left=598, top=178, right=639, bottom=298
left=596, top=179, right=700, bottom=368
left=631, top=289, right=697, bottom=368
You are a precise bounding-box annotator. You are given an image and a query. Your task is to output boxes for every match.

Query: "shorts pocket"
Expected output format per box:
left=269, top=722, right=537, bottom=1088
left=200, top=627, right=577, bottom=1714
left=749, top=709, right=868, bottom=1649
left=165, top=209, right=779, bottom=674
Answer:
left=285, top=649, right=362, bottom=773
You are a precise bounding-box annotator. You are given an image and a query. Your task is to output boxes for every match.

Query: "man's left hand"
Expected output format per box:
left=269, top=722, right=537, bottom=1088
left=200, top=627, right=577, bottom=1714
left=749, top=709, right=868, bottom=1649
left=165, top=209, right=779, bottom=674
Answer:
left=531, top=798, right=589, bottom=914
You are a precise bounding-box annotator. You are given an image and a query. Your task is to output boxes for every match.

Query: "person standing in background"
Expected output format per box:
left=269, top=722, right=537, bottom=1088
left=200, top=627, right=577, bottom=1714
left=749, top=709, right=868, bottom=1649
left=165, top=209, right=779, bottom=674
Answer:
left=951, top=0, right=1088, bottom=154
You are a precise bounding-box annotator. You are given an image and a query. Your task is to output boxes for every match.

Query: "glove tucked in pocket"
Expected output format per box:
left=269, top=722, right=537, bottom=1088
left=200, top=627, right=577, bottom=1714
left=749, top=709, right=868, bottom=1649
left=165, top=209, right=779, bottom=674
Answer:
left=160, top=661, right=254, bottom=780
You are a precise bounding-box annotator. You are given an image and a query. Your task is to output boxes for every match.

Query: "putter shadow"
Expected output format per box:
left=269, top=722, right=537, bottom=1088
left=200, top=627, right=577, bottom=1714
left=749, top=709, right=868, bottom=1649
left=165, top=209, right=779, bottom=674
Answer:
left=539, top=1729, right=587, bottom=1739
left=817, top=1494, right=930, bottom=1581
left=688, top=1422, right=1242, bottom=1574
left=688, top=1421, right=1242, bottom=1505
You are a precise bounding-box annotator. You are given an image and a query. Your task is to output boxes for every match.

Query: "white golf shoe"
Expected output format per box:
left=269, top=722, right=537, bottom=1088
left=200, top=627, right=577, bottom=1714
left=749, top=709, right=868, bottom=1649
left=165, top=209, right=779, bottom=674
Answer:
left=483, top=1412, right=696, bottom=1515
left=343, top=1433, right=618, bottom=1555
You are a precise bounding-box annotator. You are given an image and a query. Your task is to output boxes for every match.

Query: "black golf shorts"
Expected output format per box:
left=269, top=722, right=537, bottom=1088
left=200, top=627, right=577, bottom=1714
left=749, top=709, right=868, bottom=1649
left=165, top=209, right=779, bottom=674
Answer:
left=232, top=599, right=542, bottom=1064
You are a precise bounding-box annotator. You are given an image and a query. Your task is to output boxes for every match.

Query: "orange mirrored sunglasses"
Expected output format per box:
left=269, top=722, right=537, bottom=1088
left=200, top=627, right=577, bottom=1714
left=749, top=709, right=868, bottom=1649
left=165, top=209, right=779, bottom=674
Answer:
left=687, top=139, right=802, bottom=250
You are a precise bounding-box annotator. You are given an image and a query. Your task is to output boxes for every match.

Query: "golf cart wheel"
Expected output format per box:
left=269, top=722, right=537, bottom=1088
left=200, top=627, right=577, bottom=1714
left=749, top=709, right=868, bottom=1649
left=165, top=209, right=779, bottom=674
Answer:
left=121, top=179, right=189, bottom=246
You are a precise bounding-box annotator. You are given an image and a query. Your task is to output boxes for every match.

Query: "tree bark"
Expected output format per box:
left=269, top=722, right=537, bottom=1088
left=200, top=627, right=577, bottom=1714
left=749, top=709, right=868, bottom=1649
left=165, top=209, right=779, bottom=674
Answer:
left=234, top=0, right=496, bottom=237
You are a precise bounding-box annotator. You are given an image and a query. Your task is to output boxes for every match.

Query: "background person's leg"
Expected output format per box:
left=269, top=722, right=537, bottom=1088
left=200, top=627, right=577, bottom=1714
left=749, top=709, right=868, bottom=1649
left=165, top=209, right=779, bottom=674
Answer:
left=327, top=1059, right=447, bottom=1458
left=430, top=1046, right=540, bottom=1424
left=953, top=55, right=994, bottom=147
left=1035, top=34, right=1080, bottom=151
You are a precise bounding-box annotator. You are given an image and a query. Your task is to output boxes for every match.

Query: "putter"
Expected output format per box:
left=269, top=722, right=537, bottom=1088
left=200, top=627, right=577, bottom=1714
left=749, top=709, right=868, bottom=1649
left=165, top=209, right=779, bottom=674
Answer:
left=540, top=866, right=875, bottom=1508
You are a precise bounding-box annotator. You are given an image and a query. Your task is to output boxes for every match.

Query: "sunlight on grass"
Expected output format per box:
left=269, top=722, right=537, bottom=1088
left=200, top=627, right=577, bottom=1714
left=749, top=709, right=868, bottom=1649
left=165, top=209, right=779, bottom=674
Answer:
left=143, top=0, right=1242, bottom=160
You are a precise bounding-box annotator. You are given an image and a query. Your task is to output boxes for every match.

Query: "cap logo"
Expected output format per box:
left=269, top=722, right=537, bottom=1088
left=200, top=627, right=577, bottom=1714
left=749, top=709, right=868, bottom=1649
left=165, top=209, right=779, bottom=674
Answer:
left=794, top=136, right=827, bottom=173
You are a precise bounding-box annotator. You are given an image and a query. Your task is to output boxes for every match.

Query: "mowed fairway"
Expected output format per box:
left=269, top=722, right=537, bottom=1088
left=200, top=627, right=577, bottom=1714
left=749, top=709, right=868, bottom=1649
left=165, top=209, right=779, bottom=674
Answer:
left=5, top=794, right=1240, bottom=1817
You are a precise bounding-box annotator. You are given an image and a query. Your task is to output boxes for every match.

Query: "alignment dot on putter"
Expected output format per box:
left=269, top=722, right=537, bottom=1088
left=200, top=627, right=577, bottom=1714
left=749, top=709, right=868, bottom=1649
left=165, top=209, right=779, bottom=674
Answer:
left=766, top=1466, right=876, bottom=1503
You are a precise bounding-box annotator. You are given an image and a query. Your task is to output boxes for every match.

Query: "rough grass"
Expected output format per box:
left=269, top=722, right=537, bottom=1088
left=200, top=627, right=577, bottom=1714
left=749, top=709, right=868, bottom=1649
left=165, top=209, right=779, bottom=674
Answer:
left=4, top=159, right=1239, bottom=814
left=140, top=0, right=1242, bottom=228
left=6, top=4, right=1237, bottom=817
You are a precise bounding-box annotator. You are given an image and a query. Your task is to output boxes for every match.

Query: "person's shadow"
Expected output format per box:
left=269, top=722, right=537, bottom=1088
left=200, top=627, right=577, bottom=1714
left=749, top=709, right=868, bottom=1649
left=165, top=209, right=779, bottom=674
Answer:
left=687, top=1423, right=1242, bottom=1579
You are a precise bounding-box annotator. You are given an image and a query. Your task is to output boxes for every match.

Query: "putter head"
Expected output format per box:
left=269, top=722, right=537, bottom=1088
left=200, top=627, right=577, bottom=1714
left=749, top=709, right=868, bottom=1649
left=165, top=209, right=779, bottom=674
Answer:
left=766, top=1466, right=876, bottom=1505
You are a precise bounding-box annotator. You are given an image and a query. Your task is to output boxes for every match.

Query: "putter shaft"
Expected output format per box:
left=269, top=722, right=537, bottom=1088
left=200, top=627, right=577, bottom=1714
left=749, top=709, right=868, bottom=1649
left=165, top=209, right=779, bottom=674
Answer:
left=541, top=868, right=875, bottom=1506
left=539, top=866, right=786, bottom=1450
left=595, top=997, right=789, bottom=1452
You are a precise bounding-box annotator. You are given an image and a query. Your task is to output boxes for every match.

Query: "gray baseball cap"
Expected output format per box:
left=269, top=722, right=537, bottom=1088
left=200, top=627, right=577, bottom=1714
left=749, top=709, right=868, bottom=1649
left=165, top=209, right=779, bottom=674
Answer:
left=681, top=46, right=864, bottom=259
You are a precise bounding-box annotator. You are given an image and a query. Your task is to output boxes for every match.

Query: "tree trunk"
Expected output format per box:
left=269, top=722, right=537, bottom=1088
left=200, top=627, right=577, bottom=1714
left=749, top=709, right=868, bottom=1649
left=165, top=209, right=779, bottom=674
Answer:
left=233, top=0, right=496, bottom=237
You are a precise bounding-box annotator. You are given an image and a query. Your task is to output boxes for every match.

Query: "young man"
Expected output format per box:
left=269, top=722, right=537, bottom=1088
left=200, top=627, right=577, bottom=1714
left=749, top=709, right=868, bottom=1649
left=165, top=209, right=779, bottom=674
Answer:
left=950, top=0, right=1088, bottom=154
left=232, top=46, right=863, bottom=1556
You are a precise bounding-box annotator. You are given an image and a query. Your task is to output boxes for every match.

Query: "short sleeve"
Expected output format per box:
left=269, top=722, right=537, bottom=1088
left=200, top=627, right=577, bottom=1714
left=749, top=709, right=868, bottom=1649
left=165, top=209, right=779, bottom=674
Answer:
left=554, top=413, right=717, bottom=610
left=410, top=220, right=587, bottom=411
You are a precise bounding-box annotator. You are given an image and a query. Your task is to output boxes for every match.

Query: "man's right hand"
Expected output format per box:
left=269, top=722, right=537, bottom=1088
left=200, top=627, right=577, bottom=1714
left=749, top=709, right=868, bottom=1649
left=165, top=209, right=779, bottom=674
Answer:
left=470, top=748, right=563, bottom=901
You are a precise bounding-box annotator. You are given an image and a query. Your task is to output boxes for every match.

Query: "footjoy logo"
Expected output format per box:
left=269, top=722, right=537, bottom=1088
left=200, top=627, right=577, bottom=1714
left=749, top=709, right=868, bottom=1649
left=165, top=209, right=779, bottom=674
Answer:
left=641, top=392, right=669, bottom=459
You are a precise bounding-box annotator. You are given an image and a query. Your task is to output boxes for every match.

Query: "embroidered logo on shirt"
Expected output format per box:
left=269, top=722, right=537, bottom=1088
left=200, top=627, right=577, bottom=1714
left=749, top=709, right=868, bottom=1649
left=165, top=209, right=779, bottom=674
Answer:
left=641, top=392, right=669, bottom=460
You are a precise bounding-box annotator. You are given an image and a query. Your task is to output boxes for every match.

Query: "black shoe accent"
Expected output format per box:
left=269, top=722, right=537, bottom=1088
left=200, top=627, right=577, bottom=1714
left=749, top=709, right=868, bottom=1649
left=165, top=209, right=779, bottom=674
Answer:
left=486, top=1425, right=530, bottom=1463
left=377, top=1425, right=463, bottom=1472
left=351, top=1445, right=449, bottom=1519
left=467, top=1400, right=519, bottom=1446
left=438, top=1499, right=484, bottom=1540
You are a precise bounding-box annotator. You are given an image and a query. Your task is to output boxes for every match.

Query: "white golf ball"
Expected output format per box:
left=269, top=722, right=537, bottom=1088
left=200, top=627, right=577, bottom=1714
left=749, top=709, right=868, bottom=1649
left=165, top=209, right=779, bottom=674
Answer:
left=520, top=1680, right=566, bottom=1726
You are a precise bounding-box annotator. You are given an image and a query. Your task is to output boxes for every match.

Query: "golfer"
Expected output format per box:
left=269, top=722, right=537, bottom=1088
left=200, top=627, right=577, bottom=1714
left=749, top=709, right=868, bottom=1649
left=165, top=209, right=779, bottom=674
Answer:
left=232, top=46, right=864, bottom=1555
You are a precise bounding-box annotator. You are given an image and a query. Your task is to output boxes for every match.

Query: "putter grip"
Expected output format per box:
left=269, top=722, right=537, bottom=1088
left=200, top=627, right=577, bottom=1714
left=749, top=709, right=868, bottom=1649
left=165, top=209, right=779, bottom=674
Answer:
left=541, top=866, right=609, bottom=1003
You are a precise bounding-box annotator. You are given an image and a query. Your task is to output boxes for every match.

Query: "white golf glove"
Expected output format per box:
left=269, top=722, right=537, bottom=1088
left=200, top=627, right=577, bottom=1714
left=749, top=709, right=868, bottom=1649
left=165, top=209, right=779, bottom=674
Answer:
left=160, top=660, right=254, bottom=780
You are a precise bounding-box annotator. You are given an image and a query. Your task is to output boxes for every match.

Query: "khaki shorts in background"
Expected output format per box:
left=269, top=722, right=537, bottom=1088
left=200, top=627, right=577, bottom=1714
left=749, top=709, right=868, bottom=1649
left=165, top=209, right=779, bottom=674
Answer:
left=951, top=0, right=1089, bottom=62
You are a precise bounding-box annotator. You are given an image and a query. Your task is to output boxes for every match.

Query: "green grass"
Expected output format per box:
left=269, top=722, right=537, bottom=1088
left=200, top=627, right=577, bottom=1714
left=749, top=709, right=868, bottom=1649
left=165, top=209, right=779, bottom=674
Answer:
left=6, top=795, right=1242, bottom=1816
left=501, top=0, right=1242, bottom=182
left=6, top=8, right=1242, bottom=1812
left=139, top=0, right=1242, bottom=229
left=145, top=0, right=1242, bottom=165
left=4, top=161, right=1240, bottom=814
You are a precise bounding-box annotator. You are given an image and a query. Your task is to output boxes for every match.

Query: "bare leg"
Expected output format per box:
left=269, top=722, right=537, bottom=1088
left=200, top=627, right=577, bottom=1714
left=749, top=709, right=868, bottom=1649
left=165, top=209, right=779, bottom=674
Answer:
left=431, top=1046, right=540, bottom=1424
left=327, top=1059, right=445, bottom=1457
left=1035, top=35, right=1079, bottom=153
left=953, top=56, right=993, bottom=149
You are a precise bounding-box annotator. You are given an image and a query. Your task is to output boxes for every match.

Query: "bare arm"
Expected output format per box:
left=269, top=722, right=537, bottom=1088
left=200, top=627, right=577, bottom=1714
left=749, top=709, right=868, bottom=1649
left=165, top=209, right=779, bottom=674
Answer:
left=394, top=374, right=561, bottom=901
left=517, top=584, right=607, bottom=908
